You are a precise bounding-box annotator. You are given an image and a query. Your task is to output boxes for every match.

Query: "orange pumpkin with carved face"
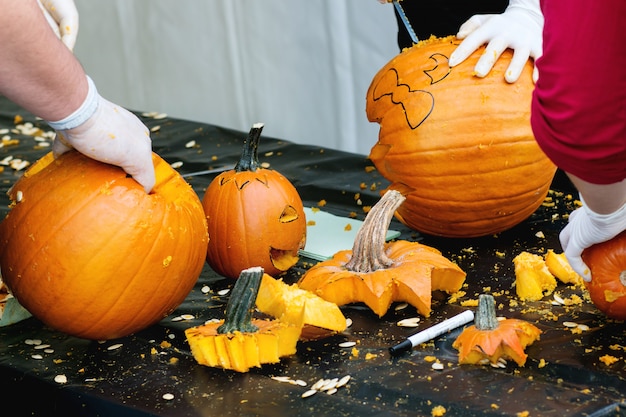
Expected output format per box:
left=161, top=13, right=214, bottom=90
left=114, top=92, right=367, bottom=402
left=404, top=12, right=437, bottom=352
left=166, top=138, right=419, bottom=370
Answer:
left=202, top=124, right=306, bottom=279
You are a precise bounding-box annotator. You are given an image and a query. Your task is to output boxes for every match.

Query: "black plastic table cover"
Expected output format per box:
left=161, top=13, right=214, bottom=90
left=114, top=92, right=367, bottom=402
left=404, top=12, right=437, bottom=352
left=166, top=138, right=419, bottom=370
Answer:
left=0, top=96, right=624, bottom=417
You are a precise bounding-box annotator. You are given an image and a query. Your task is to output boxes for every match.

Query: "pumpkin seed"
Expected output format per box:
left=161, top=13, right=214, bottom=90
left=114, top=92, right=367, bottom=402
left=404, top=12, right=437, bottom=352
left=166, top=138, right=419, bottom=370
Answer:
left=577, top=324, right=589, bottom=331
left=345, top=318, right=353, bottom=328
left=170, top=161, right=183, bottom=169
left=31, top=354, right=43, bottom=360
left=217, top=289, right=230, bottom=296
left=185, top=140, right=196, bottom=148
left=15, top=190, right=23, bottom=202
left=563, top=321, right=578, bottom=328
left=271, top=376, right=291, bottom=382
left=397, top=317, right=421, bottom=327
left=162, top=393, right=175, bottom=401
left=54, top=374, right=67, bottom=384
left=338, top=341, right=356, bottom=348
left=395, top=302, right=409, bottom=311
left=553, top=294, right=565, bottom=305
left=326, top=388, right=338, bottom=395
left=34, top=344, right=51, bottom=350
left=336, top=375, right=351, bottom=388
left=311, top=379, right=325, bottom=391
left=301, top=389, right=317, bottom=398
left=107, top=343, right=123, bottom=351
left=201, top=285, right=211, bottom=294
left=431, top=362, right=444, bottom=371
left=150, top=125, right=161, bottom=133
left=153, top=113, right=168, bottom=120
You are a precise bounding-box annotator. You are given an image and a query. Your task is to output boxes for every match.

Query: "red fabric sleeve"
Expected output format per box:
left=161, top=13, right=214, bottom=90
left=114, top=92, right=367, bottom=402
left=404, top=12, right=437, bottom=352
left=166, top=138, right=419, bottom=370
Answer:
left=531, top=0, right=626, bottom=185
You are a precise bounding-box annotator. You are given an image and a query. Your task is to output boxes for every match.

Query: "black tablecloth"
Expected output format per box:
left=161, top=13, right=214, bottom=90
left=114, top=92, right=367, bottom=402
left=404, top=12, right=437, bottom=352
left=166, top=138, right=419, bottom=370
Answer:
left=0, top=96, right=624, bottom=417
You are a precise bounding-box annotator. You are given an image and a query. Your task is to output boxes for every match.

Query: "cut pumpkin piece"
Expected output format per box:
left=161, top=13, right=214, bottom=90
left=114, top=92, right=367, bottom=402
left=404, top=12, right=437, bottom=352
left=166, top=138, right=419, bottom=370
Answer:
left=297, top=190, right=466, bottom=318
left=256, top=274, right=347, bottom=340
left=185, top=267, right=302, bottom=372
left=513, top=251, right=557, bottom=301
left=544, top=250, right=583, bottom=286
left=453, top=294, right=541, bottom=366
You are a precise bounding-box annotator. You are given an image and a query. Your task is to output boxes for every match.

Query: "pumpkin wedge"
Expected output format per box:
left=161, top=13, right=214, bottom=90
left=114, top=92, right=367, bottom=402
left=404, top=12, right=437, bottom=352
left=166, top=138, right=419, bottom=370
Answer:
left=297, top=190, right=466, bottom=318
left=256, top=273, right=347, bottom=340
left=453, top=294, right=541, bottom=366
left=185, top=267, right=302, bottom=372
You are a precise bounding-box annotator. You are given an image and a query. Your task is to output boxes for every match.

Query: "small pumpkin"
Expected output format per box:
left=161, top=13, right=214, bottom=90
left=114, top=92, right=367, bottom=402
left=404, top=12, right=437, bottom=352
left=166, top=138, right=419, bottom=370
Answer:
left=256, top=273, right=347, bottom=340
left=0, top=150, right=208, bottom=340
left=297, top=190, right=466, bottom=318
left=202, top=123, right=306, bottom=279
left=453, top=294, right=541, bottom=366
left=581, top=230, right=626, bottom=320
left=366, top=36, right=556, bottom=238
left=185, top=267, right=302, bottom=372
left=513, top=251, right=557, bottom=301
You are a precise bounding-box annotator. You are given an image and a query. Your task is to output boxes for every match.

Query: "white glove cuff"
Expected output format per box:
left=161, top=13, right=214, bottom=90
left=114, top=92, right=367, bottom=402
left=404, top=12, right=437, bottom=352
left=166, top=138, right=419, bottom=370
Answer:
left=47, top=76, right=99, bottom=131
left=581, top=195, right=626, bottom=224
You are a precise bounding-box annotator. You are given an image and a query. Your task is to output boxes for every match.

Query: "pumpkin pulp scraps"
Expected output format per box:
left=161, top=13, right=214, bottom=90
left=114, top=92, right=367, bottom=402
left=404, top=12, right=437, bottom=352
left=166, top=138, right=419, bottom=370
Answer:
left=297, top=190, right=466, bottom=318
left=452, top=294, right=541, bottom=366
left=202, top=123, right=306, bottom=279
left=185, top=267, right=302, bottom=372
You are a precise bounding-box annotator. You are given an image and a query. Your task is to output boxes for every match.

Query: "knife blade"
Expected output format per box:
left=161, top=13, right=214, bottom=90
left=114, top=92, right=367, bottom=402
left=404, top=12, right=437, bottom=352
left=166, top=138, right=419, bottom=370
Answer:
left=392, top=0, right=419, bottom=45
left=181, top=164, right=236, bottom=178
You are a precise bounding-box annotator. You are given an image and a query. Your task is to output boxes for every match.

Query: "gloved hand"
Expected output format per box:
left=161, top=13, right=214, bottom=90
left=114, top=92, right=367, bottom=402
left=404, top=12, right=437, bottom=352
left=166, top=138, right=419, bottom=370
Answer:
left=47, top=77, right=156, bottom=193
left=448, top=0, right=543, bottom=83
left=38, top=0, right=79, bottom=50
left=560, top=200, right=626, bottom=282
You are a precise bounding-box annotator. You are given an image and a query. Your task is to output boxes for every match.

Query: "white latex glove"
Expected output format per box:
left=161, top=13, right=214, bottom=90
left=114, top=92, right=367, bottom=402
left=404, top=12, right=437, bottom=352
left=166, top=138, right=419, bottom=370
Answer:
left=560, top=200, right=626, bottom=282
left=448, top=0, right=543, bottom=83
left=47, top=77, right=156, bottom=193
left=38, top=0, right=79, bottom=50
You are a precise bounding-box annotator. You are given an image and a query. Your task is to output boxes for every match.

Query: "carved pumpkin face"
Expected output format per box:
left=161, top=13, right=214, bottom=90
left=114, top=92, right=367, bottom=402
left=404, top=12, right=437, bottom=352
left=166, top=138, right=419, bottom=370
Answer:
left=203, top=168, right=307, bottom=279
left=0, top=151, right=208, bottom=340
left=582, top=230, right=626, bottom=320
left=366, top=36, right=556, bottom=237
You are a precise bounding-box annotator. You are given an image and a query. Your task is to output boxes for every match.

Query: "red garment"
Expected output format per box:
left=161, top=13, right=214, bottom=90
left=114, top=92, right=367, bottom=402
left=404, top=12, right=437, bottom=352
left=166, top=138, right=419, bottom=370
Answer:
left=531, top=0, right=626, bottom=184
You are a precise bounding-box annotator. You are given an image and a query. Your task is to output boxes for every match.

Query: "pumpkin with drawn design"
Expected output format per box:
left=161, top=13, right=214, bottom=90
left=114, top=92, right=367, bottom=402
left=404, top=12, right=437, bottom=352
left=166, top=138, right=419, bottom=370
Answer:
left=366, top=36, right=556, bottom=238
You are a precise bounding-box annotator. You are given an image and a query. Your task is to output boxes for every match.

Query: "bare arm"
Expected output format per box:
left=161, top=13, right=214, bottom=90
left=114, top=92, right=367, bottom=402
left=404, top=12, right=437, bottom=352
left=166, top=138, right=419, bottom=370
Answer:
left=0, top=0, right=87, bottom=121
left=567, top=173, right=626, bottom=215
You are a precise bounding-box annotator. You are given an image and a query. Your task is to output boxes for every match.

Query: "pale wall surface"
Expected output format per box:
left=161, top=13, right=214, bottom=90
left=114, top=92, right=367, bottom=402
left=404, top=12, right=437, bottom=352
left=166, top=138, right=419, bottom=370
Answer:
left=73, top=1, right=400, bottom=156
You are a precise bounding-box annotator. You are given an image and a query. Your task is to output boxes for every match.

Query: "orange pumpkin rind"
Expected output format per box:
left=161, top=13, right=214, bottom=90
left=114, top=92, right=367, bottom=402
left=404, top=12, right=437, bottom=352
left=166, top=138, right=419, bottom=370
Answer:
left=297, top=190, right=466, bottom=318
left=202, top=124, right=307, bottom=279
left=581, top=230, right=626, bottom=320
left=366, top=35, right=556, bottom=238
left=185, top=267, right=302, bottom=372
left=453, top=294, right=541, bottom=366
left=0, top=150, right=208, bottom=340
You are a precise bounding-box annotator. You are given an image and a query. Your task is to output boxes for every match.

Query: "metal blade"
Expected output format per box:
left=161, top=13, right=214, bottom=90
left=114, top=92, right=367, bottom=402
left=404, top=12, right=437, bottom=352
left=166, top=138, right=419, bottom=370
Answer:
left=392, top=0, right=419, bottom=45
left=181, top=164, right=236, bottom=178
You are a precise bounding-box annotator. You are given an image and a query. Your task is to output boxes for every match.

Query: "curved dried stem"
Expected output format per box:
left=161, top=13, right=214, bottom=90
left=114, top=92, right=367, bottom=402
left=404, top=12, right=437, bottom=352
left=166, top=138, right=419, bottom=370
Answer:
left=344, top=190, right=405, bottom=273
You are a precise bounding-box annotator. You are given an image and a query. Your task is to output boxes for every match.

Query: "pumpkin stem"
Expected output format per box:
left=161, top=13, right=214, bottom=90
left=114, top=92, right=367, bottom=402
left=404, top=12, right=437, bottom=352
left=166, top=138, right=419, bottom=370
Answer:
left=217, top=266, right=263, bottom=334
left=474, top=294, right=499, bottom=331
left=234, top=123, right=264, bottom=173
left=344, top=190, right=405, bottom=273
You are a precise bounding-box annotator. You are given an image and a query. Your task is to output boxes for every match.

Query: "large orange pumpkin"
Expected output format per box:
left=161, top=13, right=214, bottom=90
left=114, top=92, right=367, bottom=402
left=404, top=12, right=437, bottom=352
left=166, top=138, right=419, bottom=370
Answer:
left=202, top=123, right=306, bottom=279
left=366, top=36, right=556, bottom=237
left=0, top=150, right=208, bottom=340
left=581, top=230, right=626, bottom=320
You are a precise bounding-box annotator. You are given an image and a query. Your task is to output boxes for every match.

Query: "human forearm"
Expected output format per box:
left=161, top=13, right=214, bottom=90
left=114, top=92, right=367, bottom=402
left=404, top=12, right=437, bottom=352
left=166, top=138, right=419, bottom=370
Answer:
left=567, top=174, right=626, bottom=215
left=0, top=0, right=87, bottom=121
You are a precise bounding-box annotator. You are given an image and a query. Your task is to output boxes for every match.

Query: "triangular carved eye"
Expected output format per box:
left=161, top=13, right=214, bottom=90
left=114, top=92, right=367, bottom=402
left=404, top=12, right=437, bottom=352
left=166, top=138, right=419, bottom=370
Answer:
left=279, top=206, right=299, bottom=223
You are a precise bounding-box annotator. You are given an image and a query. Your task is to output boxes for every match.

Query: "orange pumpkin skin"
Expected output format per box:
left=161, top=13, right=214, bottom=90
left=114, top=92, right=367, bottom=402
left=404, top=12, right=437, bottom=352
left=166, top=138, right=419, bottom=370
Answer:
left=582, top=230, right=626, bottom=320
left=203, top=168, right=306, bottom=279
left=0, top=151, right=208, bottom=340
left=366, top=36, right=556, bottom=237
